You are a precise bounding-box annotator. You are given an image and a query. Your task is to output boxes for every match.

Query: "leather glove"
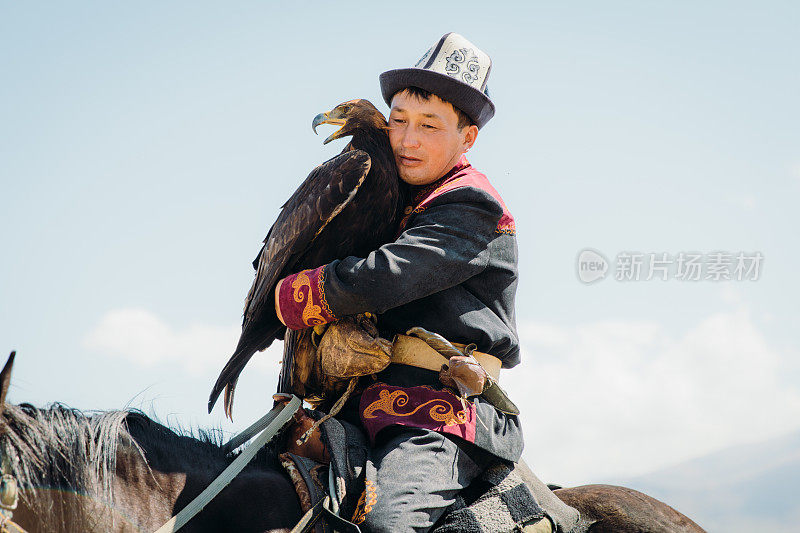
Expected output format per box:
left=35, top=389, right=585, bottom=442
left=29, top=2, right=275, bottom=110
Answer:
left=317, top=314, right=392, bottom=379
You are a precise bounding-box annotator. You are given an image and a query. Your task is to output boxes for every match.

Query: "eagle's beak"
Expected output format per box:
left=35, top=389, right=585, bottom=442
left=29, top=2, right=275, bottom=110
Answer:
left=311, top=112, right=329, bottom=134
left=312, top=106, right=348, bottom=145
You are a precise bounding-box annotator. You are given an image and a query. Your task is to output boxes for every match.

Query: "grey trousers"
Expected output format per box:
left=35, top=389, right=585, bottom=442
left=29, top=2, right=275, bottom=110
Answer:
left=358, top=425, right=490, bottom=533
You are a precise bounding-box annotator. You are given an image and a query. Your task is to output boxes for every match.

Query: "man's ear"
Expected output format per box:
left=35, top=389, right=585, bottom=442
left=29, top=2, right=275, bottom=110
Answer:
left=463, top=125, right=479, bottom=151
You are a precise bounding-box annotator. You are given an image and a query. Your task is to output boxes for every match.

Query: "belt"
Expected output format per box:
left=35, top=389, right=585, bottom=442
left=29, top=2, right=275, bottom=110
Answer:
left=390, top=334, right=501, bottom=381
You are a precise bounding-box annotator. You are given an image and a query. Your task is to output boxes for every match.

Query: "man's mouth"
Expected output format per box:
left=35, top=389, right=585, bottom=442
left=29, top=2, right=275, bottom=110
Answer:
left=398, top=154, right=423, bottom=166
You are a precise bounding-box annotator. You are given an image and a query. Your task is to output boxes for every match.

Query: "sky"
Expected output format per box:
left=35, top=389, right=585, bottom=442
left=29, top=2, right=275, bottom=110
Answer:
left=1, top=0, right=799, bottom=497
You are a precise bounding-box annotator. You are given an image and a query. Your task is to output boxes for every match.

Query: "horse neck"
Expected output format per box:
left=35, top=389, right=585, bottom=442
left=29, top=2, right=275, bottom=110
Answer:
left=3, top=405, right=301, bottom=532
left=108, top=413, right=233, bottom=531
left=109, top=439, right=199, bottom=531
left=111, top=415, right=302, bottom=532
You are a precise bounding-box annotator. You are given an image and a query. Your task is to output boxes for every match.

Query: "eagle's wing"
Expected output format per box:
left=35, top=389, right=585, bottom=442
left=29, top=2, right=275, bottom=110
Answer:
left=208, top=150, right=372, bottom=417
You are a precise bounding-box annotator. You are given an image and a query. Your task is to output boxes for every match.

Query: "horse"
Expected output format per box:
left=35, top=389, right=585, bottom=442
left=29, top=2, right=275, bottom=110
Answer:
left=0, top=352, right=705, bottom=532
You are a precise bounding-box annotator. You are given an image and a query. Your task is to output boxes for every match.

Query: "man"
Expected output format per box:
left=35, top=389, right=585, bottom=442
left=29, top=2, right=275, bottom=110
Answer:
left=275, top=33, right=537, bottom=532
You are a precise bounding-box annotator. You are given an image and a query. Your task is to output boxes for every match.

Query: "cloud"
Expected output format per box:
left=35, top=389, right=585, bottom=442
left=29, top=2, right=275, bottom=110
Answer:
left=83, top=308, right=282, bottom=377
left=504, top=309, right=800, bottom=486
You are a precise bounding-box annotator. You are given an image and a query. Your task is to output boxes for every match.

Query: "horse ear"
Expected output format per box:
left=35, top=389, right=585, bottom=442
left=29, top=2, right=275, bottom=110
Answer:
left=0, top=351, right=15, bottom=411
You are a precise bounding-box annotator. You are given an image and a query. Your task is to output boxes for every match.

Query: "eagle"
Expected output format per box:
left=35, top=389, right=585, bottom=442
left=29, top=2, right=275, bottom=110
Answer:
left=208, top=99, right=409, bottom=419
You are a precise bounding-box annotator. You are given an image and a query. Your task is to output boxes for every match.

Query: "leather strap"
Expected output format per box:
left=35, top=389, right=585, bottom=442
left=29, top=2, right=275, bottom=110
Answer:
left=153, top=396, right=301, bottom=533
left=391, top=334, right=501, bottom=381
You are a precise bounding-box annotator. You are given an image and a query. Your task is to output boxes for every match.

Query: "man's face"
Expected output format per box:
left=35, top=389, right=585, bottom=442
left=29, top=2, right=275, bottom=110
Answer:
left=388, top=90, right=478, bottom=186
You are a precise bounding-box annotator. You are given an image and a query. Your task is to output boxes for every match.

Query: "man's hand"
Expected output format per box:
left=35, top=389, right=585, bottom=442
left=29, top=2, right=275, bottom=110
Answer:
left=275, top=277, right=286, bottom=326
left=273, top=394, right=329, bottom=464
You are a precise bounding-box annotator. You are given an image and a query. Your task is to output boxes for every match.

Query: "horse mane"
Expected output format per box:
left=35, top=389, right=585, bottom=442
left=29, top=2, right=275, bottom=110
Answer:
left=0, top=402, right=131, bottom=527
left=0, top=402, right=281, bottom=530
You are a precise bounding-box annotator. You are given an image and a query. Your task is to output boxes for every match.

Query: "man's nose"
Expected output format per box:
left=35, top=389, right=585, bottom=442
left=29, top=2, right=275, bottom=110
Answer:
left=400, top=126, right=421, bottom=148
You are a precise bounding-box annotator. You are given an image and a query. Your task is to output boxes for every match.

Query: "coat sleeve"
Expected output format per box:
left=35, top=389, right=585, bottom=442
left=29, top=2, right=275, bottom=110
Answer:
left=276, top=187, right=504, bottom=330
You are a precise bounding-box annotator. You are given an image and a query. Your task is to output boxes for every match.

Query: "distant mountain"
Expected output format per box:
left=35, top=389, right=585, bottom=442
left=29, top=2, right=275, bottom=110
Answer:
left=617, top=429, right=800, bottom=532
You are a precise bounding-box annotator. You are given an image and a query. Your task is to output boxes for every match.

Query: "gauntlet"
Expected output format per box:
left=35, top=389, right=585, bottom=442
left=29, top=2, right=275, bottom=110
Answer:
left=291, top=314, right=392, bottom=405
left=318, top=314, right=392, bottom=381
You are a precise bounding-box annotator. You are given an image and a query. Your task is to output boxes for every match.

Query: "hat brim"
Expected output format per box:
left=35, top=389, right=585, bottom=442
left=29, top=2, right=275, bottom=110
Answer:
left=380, top=68, right=495, bottom=129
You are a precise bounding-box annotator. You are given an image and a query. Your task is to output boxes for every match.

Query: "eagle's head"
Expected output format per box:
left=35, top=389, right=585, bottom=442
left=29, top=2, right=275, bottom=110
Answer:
left=312, top=99, right=387, bottom=144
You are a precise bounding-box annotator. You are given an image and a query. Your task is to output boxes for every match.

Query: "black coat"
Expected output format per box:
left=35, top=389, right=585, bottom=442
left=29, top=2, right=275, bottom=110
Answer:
left=277, top=157, right=524, bottom=462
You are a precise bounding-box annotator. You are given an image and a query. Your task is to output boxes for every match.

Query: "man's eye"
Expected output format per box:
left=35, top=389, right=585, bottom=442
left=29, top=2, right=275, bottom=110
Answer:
left=422, top=124, right=435, bottom=129
left=391, top=118, right=405, bottom=124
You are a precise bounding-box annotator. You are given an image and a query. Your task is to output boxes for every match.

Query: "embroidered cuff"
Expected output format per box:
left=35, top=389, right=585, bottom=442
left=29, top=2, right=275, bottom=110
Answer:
left=277, top=265, right=336, bottom=330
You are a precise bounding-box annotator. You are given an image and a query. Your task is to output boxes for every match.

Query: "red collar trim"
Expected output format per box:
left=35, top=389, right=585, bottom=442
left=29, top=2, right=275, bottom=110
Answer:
left=409, top=155, right=471, bottom=207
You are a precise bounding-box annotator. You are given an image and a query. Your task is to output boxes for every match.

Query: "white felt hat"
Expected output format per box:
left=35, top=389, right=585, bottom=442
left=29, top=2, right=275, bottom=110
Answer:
left=379, top=32, right=495, bottom=129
